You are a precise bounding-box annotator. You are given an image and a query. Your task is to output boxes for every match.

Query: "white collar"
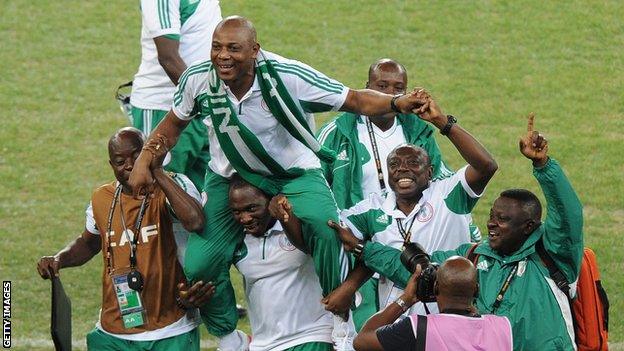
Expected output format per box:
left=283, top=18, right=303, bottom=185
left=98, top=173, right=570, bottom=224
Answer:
left=223, top=73, right=261, bottom=103
left=382, top=185, right=432, bottom=220
left=263, top=220, right=283, bottom=237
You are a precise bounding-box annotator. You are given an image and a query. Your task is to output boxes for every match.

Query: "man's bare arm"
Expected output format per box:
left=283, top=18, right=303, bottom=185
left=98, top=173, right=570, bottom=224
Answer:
left=416, top=93, right=497, bottom=194
left=340, top=88, right=428, bottom=118
left=37, top=230, right=101, bottom=279
left=154, top=36, right=187, bottom=85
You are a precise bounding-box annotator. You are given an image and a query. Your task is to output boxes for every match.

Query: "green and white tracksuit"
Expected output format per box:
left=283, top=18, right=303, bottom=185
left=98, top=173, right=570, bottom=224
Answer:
left=233, top=222, right=333, bottom=351
left=316, top=112, right=458, bottom=329
left=316, top=112, right=453, bottom=210
left=360, top=158, right=583, bottom=350
left=130, top=0, right=221, bottom=189
left=342, top=165, right=481, bottom=316
left=172, top=50, right=350, bottom=336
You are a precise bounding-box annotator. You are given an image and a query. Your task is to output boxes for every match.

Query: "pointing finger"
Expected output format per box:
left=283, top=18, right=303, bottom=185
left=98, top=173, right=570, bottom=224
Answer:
left=527, top=112, right=535, bottom=133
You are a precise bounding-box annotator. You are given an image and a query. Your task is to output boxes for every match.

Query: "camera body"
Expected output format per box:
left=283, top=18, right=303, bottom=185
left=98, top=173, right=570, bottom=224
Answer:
left=400, top=242, right=439, bottom=303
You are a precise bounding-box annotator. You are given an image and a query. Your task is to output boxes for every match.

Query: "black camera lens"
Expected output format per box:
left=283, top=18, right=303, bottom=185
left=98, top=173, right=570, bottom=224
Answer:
left=400, top=242, right=438, bottom=302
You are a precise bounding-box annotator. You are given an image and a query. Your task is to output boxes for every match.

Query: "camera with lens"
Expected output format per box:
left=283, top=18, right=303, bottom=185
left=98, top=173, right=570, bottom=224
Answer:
left=400, top=242, right=439, bottom=303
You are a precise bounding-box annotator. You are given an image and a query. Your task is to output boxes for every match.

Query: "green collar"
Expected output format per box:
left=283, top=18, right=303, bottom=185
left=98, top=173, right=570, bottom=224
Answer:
left=475, top=225, right=544, bottom=263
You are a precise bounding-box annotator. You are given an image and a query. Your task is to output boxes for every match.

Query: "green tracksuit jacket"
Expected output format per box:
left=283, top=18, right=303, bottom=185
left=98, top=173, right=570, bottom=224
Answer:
left=361, top=158, right=583, bottom=350
left=316, top=112, right=452, bottom=210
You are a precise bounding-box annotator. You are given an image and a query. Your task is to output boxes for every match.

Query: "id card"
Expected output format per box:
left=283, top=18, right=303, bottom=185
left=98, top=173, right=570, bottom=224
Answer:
left=111, top=272, right=146, bottom=329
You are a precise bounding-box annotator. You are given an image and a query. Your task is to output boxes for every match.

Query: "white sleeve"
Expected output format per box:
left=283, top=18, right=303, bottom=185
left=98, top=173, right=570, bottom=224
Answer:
left=436, top=165, right=484, bottom=199
left=172, top=67, right=204, bottom=120
left=278, top=59, right=349, bottom=112
left=85, top=202, right=100, bottom=235
left=170, top=173, right=202, bottom=201
left=141, top=0, right=181, bottom=38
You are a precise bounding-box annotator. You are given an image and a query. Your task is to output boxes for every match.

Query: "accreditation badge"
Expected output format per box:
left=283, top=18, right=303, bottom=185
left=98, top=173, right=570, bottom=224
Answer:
left=111, top=270, right=146, bottom=329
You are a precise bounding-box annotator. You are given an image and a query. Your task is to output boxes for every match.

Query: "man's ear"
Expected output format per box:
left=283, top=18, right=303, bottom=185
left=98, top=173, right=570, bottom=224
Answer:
left=524, top=219, right=540, bottom=236
left=251, top=42, right=261, bottom=58
left=427, top=165, right=433, bottom=180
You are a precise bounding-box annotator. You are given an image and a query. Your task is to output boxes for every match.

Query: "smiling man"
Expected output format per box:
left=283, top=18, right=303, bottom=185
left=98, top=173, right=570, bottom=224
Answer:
left=326, top=92, right=497, bottom=316
left=340, top=115, right=584, bottom=350
left=229, top=177, right=334, bottom=351
left=127, top=15, right=432, bottom=349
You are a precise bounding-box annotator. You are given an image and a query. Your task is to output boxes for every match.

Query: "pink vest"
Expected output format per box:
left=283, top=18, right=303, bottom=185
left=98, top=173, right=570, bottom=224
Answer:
left=409, top=313, right=513, bottom=350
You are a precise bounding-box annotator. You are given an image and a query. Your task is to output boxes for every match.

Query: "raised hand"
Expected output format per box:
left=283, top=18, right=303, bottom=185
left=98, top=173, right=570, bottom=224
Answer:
left=519, top=113, right=549, bottom=166
left=327, top=220, right=360, bottom=252
left=144, top=134, right=170, bottom=170
left=128, top=151, right=155, bottom=198
left=269, top=194, right=293, bottom=223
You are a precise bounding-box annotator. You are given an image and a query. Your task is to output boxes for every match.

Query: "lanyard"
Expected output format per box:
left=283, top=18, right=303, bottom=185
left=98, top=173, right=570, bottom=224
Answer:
left=491, top=259, right=525, bottom=312
left=396, top=217, right=416, bottom=248
left=365, top=117, right=386, bottom=191
left=104, top=185, right=148, bottom=274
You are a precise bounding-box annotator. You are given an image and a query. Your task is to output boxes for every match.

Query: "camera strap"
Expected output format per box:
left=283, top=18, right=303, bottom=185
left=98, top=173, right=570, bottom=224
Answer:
left=396, top=217, right=416, bottom=248
left=365, top=117, right=386, bottom=191
left=491, top=259, right=525, bottom=313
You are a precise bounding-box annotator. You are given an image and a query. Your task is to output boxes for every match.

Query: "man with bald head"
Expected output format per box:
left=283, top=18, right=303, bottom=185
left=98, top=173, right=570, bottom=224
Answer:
left=326, top=92, right=497, bottom=318
left=317, top=58, right=470, bottom=330
left=37, top=128, right=211, bottom=350
left=353, top=257, right=512, bottom=350
left=318, top=58, right=453, bottom=210
left=343, top=115, right=584, bottom=350
left=127, top=15, right=437, bottom=347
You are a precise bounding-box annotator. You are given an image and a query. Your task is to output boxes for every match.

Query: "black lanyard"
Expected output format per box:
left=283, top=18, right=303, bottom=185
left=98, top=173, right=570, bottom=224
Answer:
left=104, top=185, right=148, bottom=274
left=396, top=217, right=416, bottom=248
left=365, top=117, right=386, bottom=191
left=491, top=259, right=524, bottom=312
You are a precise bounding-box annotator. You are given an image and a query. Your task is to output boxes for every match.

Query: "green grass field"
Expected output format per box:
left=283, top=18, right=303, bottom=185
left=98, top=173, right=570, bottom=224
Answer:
left=1, top=0, right=622, bottom=349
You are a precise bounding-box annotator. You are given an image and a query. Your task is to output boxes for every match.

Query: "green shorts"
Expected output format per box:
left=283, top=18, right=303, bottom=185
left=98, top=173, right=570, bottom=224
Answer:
left=184, top=169, right=348, bottom=336
left=131, top=107, right=210, bottom=190
left=86, top=327, right=199, bottom=351
left=284, top=341, right=333, bottom=351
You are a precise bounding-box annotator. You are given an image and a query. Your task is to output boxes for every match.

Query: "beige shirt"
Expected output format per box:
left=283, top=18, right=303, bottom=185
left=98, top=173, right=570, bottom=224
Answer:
left=90, top=182, right=187, bottom=334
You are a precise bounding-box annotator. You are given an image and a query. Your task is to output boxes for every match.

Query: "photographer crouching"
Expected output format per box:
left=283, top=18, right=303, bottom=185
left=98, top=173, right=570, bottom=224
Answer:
left=354, top=256, right=512, bottom=351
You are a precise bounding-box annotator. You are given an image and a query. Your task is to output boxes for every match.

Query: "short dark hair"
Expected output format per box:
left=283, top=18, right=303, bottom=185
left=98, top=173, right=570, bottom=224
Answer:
left=228, top=174, right=269, bottom=199
left=499, top=189, right=542, bottom=221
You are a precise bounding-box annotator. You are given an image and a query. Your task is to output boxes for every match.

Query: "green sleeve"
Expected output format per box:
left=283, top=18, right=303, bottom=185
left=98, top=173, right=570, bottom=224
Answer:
left=534, top=158, right=584, bottom=282
left=362, top=242, right=411, bottom=288
left=430, top=243, right=472, bottom=263
left=316, top=122, right=337, bottom=184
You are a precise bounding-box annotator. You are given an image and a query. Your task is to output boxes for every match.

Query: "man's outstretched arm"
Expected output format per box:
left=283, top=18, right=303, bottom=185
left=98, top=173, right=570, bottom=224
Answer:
left=415, top=92, right=497, bottom=194
left=37, top=230, right=101, bottom=279
left=520, top=113, right=583, bottom=282
left=341, top=88, right=430, bottom=119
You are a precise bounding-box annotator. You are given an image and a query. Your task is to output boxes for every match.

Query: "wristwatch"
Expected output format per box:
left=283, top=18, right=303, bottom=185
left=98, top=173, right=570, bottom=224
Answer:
left=394, top=297, right=409, bottom=312
left=440, top=115, right=457, bottom=136
left=390, top=95, right=402, bottom=113
left=352, top=240, right=365, bottom=260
